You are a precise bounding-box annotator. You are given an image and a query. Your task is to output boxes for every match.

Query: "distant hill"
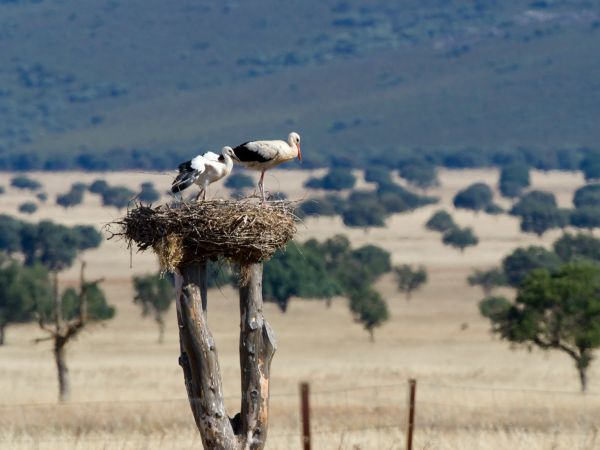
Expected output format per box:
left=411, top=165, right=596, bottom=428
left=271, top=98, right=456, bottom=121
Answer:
left=0, top=0, right=599, bottom=170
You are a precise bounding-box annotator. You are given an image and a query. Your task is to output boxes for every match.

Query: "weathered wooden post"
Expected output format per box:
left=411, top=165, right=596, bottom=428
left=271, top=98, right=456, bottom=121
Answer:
left=115, top=200, right=296, bottom=450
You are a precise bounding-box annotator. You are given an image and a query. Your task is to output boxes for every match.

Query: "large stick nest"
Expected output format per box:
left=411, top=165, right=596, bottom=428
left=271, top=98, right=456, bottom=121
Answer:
left=110, top=199, right=298, bottom=271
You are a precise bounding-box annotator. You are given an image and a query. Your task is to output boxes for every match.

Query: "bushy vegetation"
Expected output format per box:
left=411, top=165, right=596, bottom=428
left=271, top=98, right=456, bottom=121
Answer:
left=478, top=232, right=600, bottom=391
left=580, top=151, right=600, bottom=182
left=297, top=181, right=436, bottom=228
left=0, top=216, right=102, bottom=271
left=398, top=161, right=438, bottom=189
left=425, top=210, right=455, bottom=233
left=296, top=195, right=345, bottom=218
left=0, top=216, right=106, bottom=346
left=453, top=183, right=494, bottom=212
left=52, top=283, right=114, bottom=323
left=133, top=273, right=173, bottom=343
left=18, top=202, right=37, bottom=214
left=573, top=184, right=600, bottom=209
left=0, top=259, right=52, bottom=345
left=101, top=186, right=135, bottom=210
left=364, top=167, right=392, bottom=186
left=263, top=235, right=391, bottom=340
left=510, top=190, right=566, bottom=236
left=570, top=207, right=600, bottom=231
left=480, top=263, right=600, bottom=392
left=442, top=226, right=479, bottom=252
left=56, top=182, right=87, bottom=208
left=305, top=168, right=356, bottom=191
left=225, top=173, right=255, bottom=190
left=394, top=265, right=428, bottom=300
left=138, top=182, right=160, bottom=203
left=502, top=246, right=562, bottom=288
left=89, top=179, right=109, bottom=195
left=499, top=162, right=530, bottom=198
left=11, top=175, right=41, bottom=191
left=553, top=233, right=600, bottom=263
left=263, top=242, right=342, bottom=312
left=467, top=268, right=506, bottom=295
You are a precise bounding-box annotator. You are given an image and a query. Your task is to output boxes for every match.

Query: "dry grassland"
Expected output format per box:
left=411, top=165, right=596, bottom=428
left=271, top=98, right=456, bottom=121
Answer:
left=0, top=168, right=598, bottom=449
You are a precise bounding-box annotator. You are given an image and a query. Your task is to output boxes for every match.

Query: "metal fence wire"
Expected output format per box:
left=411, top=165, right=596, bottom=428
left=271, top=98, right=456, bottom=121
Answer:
left=1, top=380, right=599, bottom=450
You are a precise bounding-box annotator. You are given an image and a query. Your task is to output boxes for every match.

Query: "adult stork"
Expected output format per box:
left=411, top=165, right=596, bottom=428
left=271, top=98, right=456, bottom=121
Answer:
left=231, top=132, right=302, bottom=201
left=171, top=146, right=235, bottom=200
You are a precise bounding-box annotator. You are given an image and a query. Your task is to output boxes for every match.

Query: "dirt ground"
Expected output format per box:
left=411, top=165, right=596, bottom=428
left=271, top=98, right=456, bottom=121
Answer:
left=0, top=168, right=598, bottom=450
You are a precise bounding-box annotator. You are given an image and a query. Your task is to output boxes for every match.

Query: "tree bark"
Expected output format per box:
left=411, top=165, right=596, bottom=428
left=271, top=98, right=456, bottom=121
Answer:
left=578, top=366, right=587, bottom=393
left=54, top=337, right=70, bottom=402
left=178, top=263, right=237, bottom=449
left=238, top=263, right=276, bottom=449
left=177, top=262, right=276, bottom=450
left=156, top=315, right=165, bottom=344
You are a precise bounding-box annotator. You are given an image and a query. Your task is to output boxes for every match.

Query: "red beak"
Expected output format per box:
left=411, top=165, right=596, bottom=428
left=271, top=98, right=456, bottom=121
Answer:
left=297, top=144, right=302, bottom=161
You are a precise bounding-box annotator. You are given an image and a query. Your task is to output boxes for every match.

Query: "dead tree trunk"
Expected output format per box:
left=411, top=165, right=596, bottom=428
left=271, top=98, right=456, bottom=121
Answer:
left=177, top=262, right=276, bottom=450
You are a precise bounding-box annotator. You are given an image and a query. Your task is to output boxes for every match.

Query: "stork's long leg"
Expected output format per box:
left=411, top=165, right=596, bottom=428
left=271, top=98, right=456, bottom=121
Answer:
left=258, top=170, right=266, bottom=202
left=195, top=189, right=205, bottom=201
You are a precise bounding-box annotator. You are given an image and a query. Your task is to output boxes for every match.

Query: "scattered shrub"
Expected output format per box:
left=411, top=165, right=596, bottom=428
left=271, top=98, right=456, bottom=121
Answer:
left=11, top=175, right=42, bottom=191
left=18, top=202, right=38, bottom=215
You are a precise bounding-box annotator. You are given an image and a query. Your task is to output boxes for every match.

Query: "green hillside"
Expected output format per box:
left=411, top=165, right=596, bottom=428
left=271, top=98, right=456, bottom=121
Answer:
left=0, top=0, right=599, bottom=169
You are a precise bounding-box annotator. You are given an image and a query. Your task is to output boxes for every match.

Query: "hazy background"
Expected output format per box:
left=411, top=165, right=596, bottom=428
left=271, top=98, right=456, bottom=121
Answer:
left=1, top=0, right=599, bottom=169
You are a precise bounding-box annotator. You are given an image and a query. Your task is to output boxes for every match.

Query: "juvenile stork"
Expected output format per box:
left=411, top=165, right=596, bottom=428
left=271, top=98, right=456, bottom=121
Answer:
left=171, top=146, right=235, bottom=201
left=231, top=132, right=302, bottom=201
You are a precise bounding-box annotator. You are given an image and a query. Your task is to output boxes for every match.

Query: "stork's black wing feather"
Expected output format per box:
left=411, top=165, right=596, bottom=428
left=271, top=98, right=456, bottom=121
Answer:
left=177, top=160, right=193, bottom=173
left=232, top=143, right=270, bottom=163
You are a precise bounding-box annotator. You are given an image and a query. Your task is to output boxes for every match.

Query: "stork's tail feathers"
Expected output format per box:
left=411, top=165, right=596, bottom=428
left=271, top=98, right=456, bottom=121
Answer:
left=171, top=168, right=196, bottom=193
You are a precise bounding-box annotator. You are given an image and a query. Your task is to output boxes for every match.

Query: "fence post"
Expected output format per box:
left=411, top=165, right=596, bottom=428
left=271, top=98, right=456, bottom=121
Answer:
left=406, top=378, right=417, bottom=450
left=300, top=382, right=311, bottom=450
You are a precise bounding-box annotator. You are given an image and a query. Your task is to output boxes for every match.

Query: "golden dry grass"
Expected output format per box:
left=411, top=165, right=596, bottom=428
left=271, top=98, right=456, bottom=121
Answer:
left=0, top=168, right=598, bottom=450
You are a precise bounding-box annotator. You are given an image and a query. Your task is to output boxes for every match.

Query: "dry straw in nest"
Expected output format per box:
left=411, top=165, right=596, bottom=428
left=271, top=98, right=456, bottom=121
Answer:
left=110, top=199, right=298, bottom=272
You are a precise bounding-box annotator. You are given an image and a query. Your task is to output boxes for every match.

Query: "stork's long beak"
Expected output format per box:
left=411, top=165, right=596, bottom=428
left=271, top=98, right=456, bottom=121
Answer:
left=297, top=144, right=302, bottom=161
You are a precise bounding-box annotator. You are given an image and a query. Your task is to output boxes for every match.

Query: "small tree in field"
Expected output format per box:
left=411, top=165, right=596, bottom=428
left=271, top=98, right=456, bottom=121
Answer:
left=479, top=263, right=600, bottom=392
left=18, top=202, right=37, bottom=214
left=467, top=267, right=506, bottom=295
left=133, top=273, right=173, bottom=343
left=11, top=175, right=42, bottom=191
left=36, top=261, right=112, bottom=401
left=453, top=183, right=493, bottom=212
left=425, top=210, right=455, bottom=233
left=394, top=264, right=427, bottom=300
left=349, top=287, right=389, bottom=342
left=442, top=226, right=478, bottom=252
left=17, top=221, right=105, bottom=402
left=101, top=185, right=135, bottom=211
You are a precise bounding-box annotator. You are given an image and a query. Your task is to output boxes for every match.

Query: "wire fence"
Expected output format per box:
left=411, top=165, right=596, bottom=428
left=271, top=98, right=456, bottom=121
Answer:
left=1, top=380, right=599, bottom=449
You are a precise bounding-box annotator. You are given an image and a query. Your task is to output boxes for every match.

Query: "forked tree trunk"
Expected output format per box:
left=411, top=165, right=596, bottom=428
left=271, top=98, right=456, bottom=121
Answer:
left=177, top=262, right=276, bottom=450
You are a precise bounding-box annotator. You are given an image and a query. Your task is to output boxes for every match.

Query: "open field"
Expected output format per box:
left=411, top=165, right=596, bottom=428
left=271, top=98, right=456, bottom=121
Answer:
left=0, top=168, right=598, bottom=449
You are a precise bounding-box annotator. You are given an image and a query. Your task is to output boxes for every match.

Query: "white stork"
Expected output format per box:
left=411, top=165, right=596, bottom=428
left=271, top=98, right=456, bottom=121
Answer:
left=231, top=132, right=302, bottom=201
left=171, top=146, right=235, bottom=200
